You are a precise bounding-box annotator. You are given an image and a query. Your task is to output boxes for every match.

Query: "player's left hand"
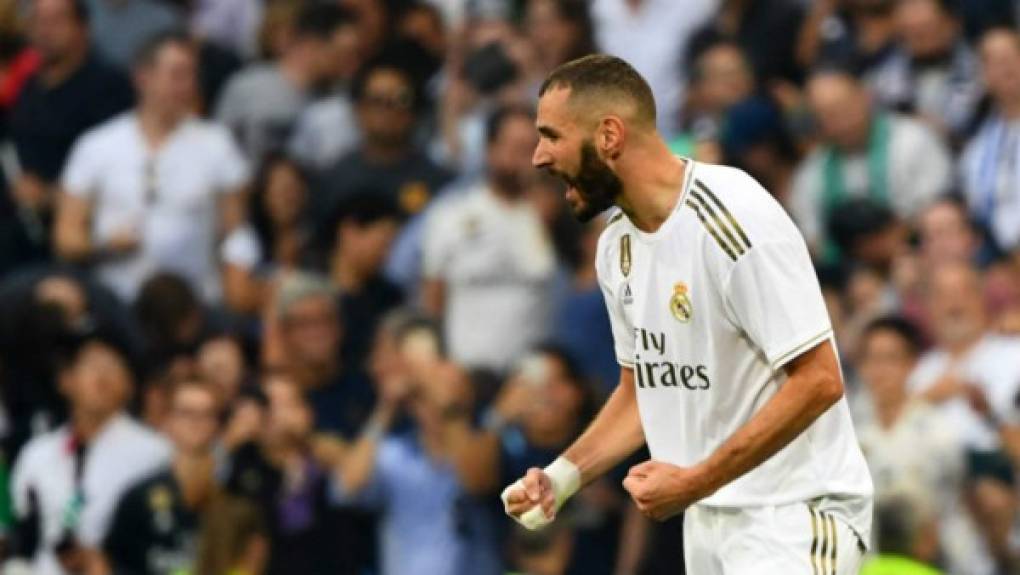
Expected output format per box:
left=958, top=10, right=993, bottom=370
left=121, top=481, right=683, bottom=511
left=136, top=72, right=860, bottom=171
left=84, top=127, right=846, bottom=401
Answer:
left=622, top=460, right=714, bottom=521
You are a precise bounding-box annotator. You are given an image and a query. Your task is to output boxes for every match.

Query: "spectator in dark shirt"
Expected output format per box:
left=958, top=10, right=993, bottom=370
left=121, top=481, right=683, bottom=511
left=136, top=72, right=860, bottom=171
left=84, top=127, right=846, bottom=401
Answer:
left=314, top=55, right=454, bottom=225
left=7, top=0, right=132, bottom=258
left=322, top=193, right=404, bottom=370
left=102, top=378, right=222, bottom=575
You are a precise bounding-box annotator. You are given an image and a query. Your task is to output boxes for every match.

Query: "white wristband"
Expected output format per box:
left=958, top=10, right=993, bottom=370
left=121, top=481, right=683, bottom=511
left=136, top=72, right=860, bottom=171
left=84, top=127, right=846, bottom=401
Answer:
left=501, top=457, right=581, bottom=530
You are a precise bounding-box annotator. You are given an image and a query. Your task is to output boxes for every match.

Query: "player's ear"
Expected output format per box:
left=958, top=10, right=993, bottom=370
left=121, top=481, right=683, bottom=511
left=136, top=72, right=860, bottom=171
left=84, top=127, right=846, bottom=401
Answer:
left=598, top=116, right=625, bottom=161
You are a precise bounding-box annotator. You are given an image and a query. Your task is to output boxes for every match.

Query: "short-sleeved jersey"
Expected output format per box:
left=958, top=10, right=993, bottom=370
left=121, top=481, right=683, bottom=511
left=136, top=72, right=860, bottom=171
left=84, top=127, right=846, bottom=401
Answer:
left=596, top=160, right=873, bottom=536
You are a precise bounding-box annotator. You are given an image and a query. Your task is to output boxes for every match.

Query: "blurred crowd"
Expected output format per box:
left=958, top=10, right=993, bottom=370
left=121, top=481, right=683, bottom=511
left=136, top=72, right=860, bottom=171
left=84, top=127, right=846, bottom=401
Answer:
left=0, top=0, right=1019, bottom=574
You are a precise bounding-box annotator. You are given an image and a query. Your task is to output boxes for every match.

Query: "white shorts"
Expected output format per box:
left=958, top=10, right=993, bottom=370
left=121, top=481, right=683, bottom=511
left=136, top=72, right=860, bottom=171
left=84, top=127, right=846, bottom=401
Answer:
left=684, top=500, right=866, bottom=575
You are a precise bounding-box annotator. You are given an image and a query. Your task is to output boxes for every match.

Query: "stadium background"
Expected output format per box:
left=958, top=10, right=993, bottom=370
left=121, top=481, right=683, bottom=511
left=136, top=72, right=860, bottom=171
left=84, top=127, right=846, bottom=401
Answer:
left=0, top=0, right=1019, bottom=574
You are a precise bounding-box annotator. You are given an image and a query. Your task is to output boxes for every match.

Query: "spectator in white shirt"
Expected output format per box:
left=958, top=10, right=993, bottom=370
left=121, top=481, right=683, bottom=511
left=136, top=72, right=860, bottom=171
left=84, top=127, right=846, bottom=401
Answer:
left=53, top=31, right=249, bottom=305
left=422, top=105, right=556, bottom=373
left=9, top=334, right=171, bottom=575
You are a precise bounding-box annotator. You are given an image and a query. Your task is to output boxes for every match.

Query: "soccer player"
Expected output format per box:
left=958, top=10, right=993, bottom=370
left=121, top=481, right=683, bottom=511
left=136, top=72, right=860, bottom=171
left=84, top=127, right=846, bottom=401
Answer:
left=502, top=54, right=874, bottom=574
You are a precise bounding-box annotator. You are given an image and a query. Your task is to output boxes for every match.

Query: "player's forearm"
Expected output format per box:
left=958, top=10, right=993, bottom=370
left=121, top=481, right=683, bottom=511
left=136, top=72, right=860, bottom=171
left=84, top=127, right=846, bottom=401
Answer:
left=562, top=367, right=645, bottom=484
left=697, top=341, right=843, bottom=496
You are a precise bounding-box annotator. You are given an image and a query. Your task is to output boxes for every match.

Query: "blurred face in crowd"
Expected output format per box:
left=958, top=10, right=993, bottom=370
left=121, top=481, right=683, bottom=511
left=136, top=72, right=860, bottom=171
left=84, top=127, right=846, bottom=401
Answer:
left=280, top=295, right=341, bottom=370
left=695, top=44, right=755, bottom=115
left=927, top=264, right=987, bottom=348
left=342, top=0, right=388, bottom=58
left=980, top=30, right=1020, bottom=106
left=521, top=353, right=585, bottom=440
left=527, top=0, right=582, bottom=68
left=533, top=87, right=624, bottom=222
left=29, top=0, right=88, bottom=67
left=338, top=216, right=400, bottom=278
left=807, top=72, right=872, bottom=151
left=919, top=201, right=976, bottom=267
left=326, top=23, right=362, bottom=83
left=357, top=68, right=416, bottom=151
left=264, top=375, right=314, bottom=445
left=859, top=328, right=917, bottom=406
left=34, top=276, right=88, bottom=327
left=61, top=342, right=132, bottom=420
left=136, top=41, right=198, bottom=119
left=197, top=337, right=245, bottom=406
left=263, top=160, right=307, bottom=228
left=399, top=5, right=446, bottom=59
left=896, top=0, right=959, bottom=59
left=166, top=383, right=220, bottom=455
left=488, top=112, right=539, bottom=197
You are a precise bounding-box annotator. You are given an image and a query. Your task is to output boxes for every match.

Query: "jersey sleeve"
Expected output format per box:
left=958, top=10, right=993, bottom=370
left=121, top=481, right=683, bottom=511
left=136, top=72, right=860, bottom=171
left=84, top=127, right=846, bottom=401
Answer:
left=596, top=232, right=635, bottom=368
left=722, top=227, right=832, bottom=372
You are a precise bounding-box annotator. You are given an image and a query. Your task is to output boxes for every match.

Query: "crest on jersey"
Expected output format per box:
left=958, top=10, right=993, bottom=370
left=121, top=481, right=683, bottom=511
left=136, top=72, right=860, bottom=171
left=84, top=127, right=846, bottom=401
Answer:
left=669, top=282, right=693, bottom=323
left=620, top=234, right=631, bottom=277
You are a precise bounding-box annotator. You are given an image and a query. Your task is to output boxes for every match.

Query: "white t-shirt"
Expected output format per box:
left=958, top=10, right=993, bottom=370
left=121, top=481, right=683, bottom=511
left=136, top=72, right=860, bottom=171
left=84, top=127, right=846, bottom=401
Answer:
left=597, top=160, right=873, bottom=535
left=422, top=184, right=556, bottom=372
left=908, top=335, right=1020, bottom=452
left=62, top=113, right=249, bottom=303
left=11, top=414, right=172, bottom=575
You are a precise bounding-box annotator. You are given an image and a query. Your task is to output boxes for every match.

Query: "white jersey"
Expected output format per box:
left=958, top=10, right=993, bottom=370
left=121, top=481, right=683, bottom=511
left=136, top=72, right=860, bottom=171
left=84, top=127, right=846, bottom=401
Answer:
left=596, top=161, right=873, bottom=535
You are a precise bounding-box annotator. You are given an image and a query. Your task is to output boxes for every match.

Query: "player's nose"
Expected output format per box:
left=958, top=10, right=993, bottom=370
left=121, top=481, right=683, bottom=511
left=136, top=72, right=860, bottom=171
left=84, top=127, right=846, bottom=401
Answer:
left=532, top=142, right=552, bottom=169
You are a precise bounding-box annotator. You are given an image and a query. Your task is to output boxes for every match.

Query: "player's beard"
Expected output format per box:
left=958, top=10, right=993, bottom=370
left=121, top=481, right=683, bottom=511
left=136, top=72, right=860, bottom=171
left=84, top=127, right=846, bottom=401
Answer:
left=565, top=141, right=623, bottom=223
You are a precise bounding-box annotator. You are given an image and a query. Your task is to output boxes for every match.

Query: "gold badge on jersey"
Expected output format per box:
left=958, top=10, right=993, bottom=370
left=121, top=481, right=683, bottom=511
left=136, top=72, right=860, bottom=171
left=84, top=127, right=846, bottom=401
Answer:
left=669, top=282, right=693, bottom=323
left=620, top=234, right=632, bottom=277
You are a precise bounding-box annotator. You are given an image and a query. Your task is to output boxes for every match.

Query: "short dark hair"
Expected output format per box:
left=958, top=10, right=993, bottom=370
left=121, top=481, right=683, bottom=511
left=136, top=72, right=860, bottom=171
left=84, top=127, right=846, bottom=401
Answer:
left=486, top=104, right=535, bottom=146
left=538, top=54, right=657, bottom=126
left=132, top=29, right=193, bottom=70
left=862, top=316, right=926, bottom=357
left=294, top=2, right=353, bottom=40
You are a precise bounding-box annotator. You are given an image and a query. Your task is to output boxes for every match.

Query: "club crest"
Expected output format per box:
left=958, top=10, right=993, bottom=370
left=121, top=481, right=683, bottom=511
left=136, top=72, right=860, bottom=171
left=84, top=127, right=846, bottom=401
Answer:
left=669, top=282, right=693, bottom=323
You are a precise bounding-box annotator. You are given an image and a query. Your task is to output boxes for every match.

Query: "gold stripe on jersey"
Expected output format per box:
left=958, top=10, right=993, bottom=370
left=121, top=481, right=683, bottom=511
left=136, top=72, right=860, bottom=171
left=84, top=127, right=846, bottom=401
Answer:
left=685, top=200, right=737, bottom=261
left=608, top=212, right=624, bottom=225
left=818, top=509, right=829, bottom=575
left=808, top=506, right=821, bottom=575
left=696, top=180, right=752, bottom=249
left=689, top=189, right=746, bottom=258
left=827, top=512, right=838, bottom=575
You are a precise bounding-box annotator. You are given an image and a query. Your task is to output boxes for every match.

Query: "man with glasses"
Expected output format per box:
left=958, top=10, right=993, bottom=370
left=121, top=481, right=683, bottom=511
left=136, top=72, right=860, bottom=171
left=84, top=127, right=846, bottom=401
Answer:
left=100, top=379, right=222, bottom=575
left=52, top=31, right=248, bottom=304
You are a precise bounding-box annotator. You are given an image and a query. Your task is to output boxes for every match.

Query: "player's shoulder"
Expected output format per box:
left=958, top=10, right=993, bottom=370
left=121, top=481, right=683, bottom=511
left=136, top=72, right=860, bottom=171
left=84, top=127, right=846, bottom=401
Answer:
left=681, top=162, right=801, bottom=262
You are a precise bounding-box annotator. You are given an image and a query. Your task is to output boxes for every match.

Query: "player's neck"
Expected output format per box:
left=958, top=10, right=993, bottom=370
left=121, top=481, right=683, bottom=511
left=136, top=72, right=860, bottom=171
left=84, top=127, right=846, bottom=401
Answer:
left=173, top=453, right=215, bottom=509
left=615, top=142, right=687, bottom=233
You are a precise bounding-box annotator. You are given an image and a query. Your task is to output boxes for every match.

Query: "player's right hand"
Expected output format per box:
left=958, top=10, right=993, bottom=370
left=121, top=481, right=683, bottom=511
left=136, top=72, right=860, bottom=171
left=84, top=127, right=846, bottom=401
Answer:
left=502, top=467, right=556, bottom=529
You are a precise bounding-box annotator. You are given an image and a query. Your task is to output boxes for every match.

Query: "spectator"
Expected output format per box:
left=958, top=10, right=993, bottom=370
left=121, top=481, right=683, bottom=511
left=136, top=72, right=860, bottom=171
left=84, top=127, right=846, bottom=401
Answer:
left=524, top=0, right=597, bottom=80
left=324, top=194, right=405, bottom=369
left=688, top=0, right=806, bottom=86
left=854, top=317, right=986, bottom=575
left=101, top=378, right=221, bottom=575
left=860, top=489, right=945, bottom=575
left=334, top=328, right=501, bottom=575
left=222, top=154, right=310, bottom=315
left=797, top=0, right=899, bottom=76
left=188, top=0, right=264, bottom=60
left=869, top=0, right=983, bottom=144
left=960, top=27, right=1020, bottom=253
left=265, top=273, right=374, bottom=438
left=791, top=68, right=952, bottom=253
left=719, top=96, right=801, bottom=206
left=917, top=198, right=981, bottom=269
left=53, top=32, right=249, bottom=305
left=195, top=335, right=247, bottom=406
left=133, top=273, right=207, bottom=382
left=215, top=2, right=352, bottom=163
left=222, top=372, right=362, bottom=575
left=9, top=334, right=171, bottom=575
left=315, top=55, right=453, bottom=224
left=7, top=0, right=133, bottom=263
left=86, top=0, right=183, bottom=70
left=422, top=105, right=555, bottom=373
left=909, top=263, right=1020, bottom=571
left=591, top=0, right=717, bottom=136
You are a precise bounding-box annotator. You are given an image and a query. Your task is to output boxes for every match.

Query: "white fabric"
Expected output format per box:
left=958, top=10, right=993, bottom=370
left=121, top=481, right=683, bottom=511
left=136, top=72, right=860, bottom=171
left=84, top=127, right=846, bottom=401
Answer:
left=908, top=335, right=1020, bottom=452
left=422, top=184, right=556, bottom=372
left=596, top=161, right=873, bottom=538
left=62, top=113, right=249, bottom=303
left=11, top=415, right=172, bottom=575
left=501, top=457, right=581, bottom=531
left=287, top=94, right=359, bottom=170
left=684, top=499, right=865, bottom=575
left=220, top=224, right=263, bottom=270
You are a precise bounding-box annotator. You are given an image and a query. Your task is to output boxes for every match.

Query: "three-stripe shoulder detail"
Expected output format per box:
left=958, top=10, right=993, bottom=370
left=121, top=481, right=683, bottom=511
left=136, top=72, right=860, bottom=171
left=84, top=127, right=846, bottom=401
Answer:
left=684, top=180, right=752, bottom=262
